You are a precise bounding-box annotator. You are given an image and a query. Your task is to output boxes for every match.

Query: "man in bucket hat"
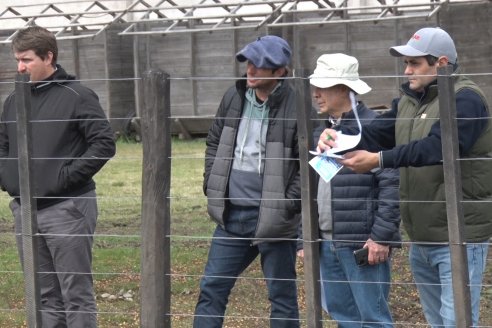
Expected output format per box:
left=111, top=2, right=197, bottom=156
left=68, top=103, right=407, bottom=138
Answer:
left=194, top=35, right=314, bottom=328
left=319, top=27, right=492, bottom=327
left=298, top=53, right=400, bottom=327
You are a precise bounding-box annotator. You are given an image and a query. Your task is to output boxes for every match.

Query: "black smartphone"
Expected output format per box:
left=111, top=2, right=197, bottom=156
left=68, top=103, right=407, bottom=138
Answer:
left=353, top=247, right=369, bottom=266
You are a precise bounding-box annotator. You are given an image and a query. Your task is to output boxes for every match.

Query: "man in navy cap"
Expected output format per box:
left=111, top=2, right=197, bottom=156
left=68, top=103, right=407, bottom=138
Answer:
left=194, top=35, right=306, bottom=327
left=318, top=27, right=492, bottom=327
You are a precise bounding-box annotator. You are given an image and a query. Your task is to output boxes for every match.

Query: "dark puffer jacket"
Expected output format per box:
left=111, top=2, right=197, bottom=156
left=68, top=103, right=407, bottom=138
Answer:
left=204, top=78, right=306, bottom=243
left=315, top=103, right=401, bottom=248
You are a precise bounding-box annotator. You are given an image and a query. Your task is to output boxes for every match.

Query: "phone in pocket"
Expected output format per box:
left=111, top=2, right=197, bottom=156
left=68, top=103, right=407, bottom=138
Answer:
left=353, top=247, right=369, bottom=266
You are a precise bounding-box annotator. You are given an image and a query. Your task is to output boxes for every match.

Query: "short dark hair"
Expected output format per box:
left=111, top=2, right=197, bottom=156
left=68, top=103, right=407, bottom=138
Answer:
left=12, top=26, right=58, bottom=65
left=424, top=54, right=439, bottom=66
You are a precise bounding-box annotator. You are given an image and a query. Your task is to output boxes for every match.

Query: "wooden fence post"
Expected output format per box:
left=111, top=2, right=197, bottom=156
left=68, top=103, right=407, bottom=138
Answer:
left=295, top=74, right=322, bottom=328
left=140, top=69, right=171, bottom=328
left=15, top=73, right=42, bottom=327
left=437, top=65, right=472, bottom=326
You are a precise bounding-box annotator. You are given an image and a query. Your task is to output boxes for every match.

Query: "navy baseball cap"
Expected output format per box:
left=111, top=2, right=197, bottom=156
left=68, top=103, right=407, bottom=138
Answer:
left=236, top=35, right=292, bottom=69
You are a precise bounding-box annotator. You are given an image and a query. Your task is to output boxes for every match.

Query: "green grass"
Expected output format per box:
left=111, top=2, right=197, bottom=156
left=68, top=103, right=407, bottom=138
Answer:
left=1, top=139, right=491, bottom=327
left=0, top=139, right=217, bottom=327
left=0, top=234, right=25, bottom=326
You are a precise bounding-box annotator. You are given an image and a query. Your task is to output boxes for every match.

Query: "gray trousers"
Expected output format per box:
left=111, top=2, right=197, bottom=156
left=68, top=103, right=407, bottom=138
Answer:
left=12, top=190, right=98, bottom=328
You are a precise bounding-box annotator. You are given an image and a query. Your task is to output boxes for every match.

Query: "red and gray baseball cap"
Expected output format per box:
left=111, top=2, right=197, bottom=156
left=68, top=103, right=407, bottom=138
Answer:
left=390, top=27, right=457, bottom=64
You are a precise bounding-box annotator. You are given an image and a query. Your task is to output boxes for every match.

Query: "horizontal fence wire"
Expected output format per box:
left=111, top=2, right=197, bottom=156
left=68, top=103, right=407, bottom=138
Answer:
left=1, top=71, right=492, bottom=327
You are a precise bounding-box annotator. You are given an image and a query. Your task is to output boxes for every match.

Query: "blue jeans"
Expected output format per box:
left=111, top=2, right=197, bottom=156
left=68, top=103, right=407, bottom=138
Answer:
left=194, top=205, right=299, bottom=328
left=409, top=243, right=489, bottom=328
left=320, top=241, right=393, bottom=328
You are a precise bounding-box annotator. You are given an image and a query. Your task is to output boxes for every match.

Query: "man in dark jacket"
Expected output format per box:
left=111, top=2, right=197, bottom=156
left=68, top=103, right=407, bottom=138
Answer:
left=194, top=35, right=305, bottom=328
left=299, top=53, right=400, bottom=327
left=1, top=26, right=116, bottom=327
left=319, top=27, right=492, bottom=327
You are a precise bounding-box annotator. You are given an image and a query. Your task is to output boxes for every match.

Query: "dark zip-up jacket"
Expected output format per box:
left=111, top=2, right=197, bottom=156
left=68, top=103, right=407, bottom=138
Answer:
left=204, top=78, right=308, bottom=243
left=314, top=103, right=401, bottom=248
left=0, top=65, right=116, bottom=209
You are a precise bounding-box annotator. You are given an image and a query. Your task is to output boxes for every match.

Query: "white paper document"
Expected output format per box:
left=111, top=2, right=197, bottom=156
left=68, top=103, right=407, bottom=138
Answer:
left=309, top=92, right=362, bottom=182
left=325, top=131, right=361, bottom=156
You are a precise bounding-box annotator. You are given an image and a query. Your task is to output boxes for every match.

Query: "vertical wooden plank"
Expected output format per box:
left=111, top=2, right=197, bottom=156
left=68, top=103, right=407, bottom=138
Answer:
left=71, top=27, right=80, bottom=79
left=232, top=24, right=239, bottom=79
left=133, top=27, right=142, bottom=118
left=140, top=69, right=171, bottom=328
left=393, top=20, right=403, bottom=91
left=345, top=23, right=351, bottom=55
left=295, top=73, right=322, bottom=328
left=437, top=65, right=472, bottom=327
left=189, top=19, right=198, bottom=117
left=15, top=73, right=41, bottom=327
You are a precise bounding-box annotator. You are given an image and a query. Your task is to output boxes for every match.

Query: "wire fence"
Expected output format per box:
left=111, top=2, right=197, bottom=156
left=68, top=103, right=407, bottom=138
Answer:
left=0, top=70, right=492, bottom=327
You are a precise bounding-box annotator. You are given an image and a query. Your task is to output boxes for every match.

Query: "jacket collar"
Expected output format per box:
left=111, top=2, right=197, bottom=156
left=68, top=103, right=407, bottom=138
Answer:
left=400, top=64, right=461, bottom=105
left=32, top=64, right=75, bottom=91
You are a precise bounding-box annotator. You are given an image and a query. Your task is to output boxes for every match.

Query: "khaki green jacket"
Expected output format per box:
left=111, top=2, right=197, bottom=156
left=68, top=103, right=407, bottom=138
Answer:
left=396, top=76, right=492, bottom=242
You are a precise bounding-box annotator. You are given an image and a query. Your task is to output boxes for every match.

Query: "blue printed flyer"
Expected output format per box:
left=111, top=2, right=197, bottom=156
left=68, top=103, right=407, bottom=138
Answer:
left=309, top=155, right=344, bottom=183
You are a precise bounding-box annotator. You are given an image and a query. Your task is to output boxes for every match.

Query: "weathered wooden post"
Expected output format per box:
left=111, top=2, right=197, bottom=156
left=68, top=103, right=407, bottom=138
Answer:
left=295, top=74, right=322, bottom=328
left=437, top=65, right=472, bottom=326
left=140, top=69, right=171, bottom=328
left=15, top=73, right=42, bottom=327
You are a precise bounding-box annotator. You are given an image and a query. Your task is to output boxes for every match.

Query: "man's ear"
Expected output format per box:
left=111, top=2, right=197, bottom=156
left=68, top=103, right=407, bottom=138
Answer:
left=45, top=51, right=54, bottom=66
left=273, top=67, right=287, bottom=77
left=437, top=56, right=449, bottom=67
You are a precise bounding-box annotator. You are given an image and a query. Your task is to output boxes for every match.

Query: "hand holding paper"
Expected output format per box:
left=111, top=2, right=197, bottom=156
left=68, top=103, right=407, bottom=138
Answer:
left=310, top=130, right=361, bottom=159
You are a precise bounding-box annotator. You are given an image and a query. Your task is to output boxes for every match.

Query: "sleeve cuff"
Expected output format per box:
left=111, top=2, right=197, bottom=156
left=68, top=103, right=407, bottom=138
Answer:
left=381, top=150, right=395, bottom=169
left=370, top=151, right=384, bottom=173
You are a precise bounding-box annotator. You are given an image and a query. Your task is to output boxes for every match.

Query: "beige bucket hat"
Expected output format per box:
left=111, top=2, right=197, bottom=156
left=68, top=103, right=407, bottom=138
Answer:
left=309, top=53, right=371, bottom=95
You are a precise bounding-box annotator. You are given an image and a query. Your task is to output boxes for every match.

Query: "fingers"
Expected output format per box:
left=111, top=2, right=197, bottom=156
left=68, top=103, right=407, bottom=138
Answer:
left=368, top=251, right=388, bottom=265
left=366, top=241, right=390, bottom=265
left=338, top=151, right=378, bottom=174
left=341, top=151, right=355, bottom=159
left=318, top=129, right=337, bottom=151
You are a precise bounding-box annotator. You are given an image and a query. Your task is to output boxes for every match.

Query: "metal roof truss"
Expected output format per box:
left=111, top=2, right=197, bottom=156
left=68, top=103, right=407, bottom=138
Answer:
left=0, top=0, right=476, bottom=42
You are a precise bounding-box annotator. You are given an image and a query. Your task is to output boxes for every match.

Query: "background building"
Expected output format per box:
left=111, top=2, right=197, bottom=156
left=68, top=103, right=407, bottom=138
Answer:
left=0, top=0, right=490, bottom=137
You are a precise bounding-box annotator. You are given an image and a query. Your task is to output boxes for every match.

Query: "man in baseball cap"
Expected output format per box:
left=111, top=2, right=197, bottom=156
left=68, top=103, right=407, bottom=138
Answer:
left=194, top=34, right=310, bottom=328
left=318, top=26, right=492, bottom=328
left=389, top=27, right=458, bottom=93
